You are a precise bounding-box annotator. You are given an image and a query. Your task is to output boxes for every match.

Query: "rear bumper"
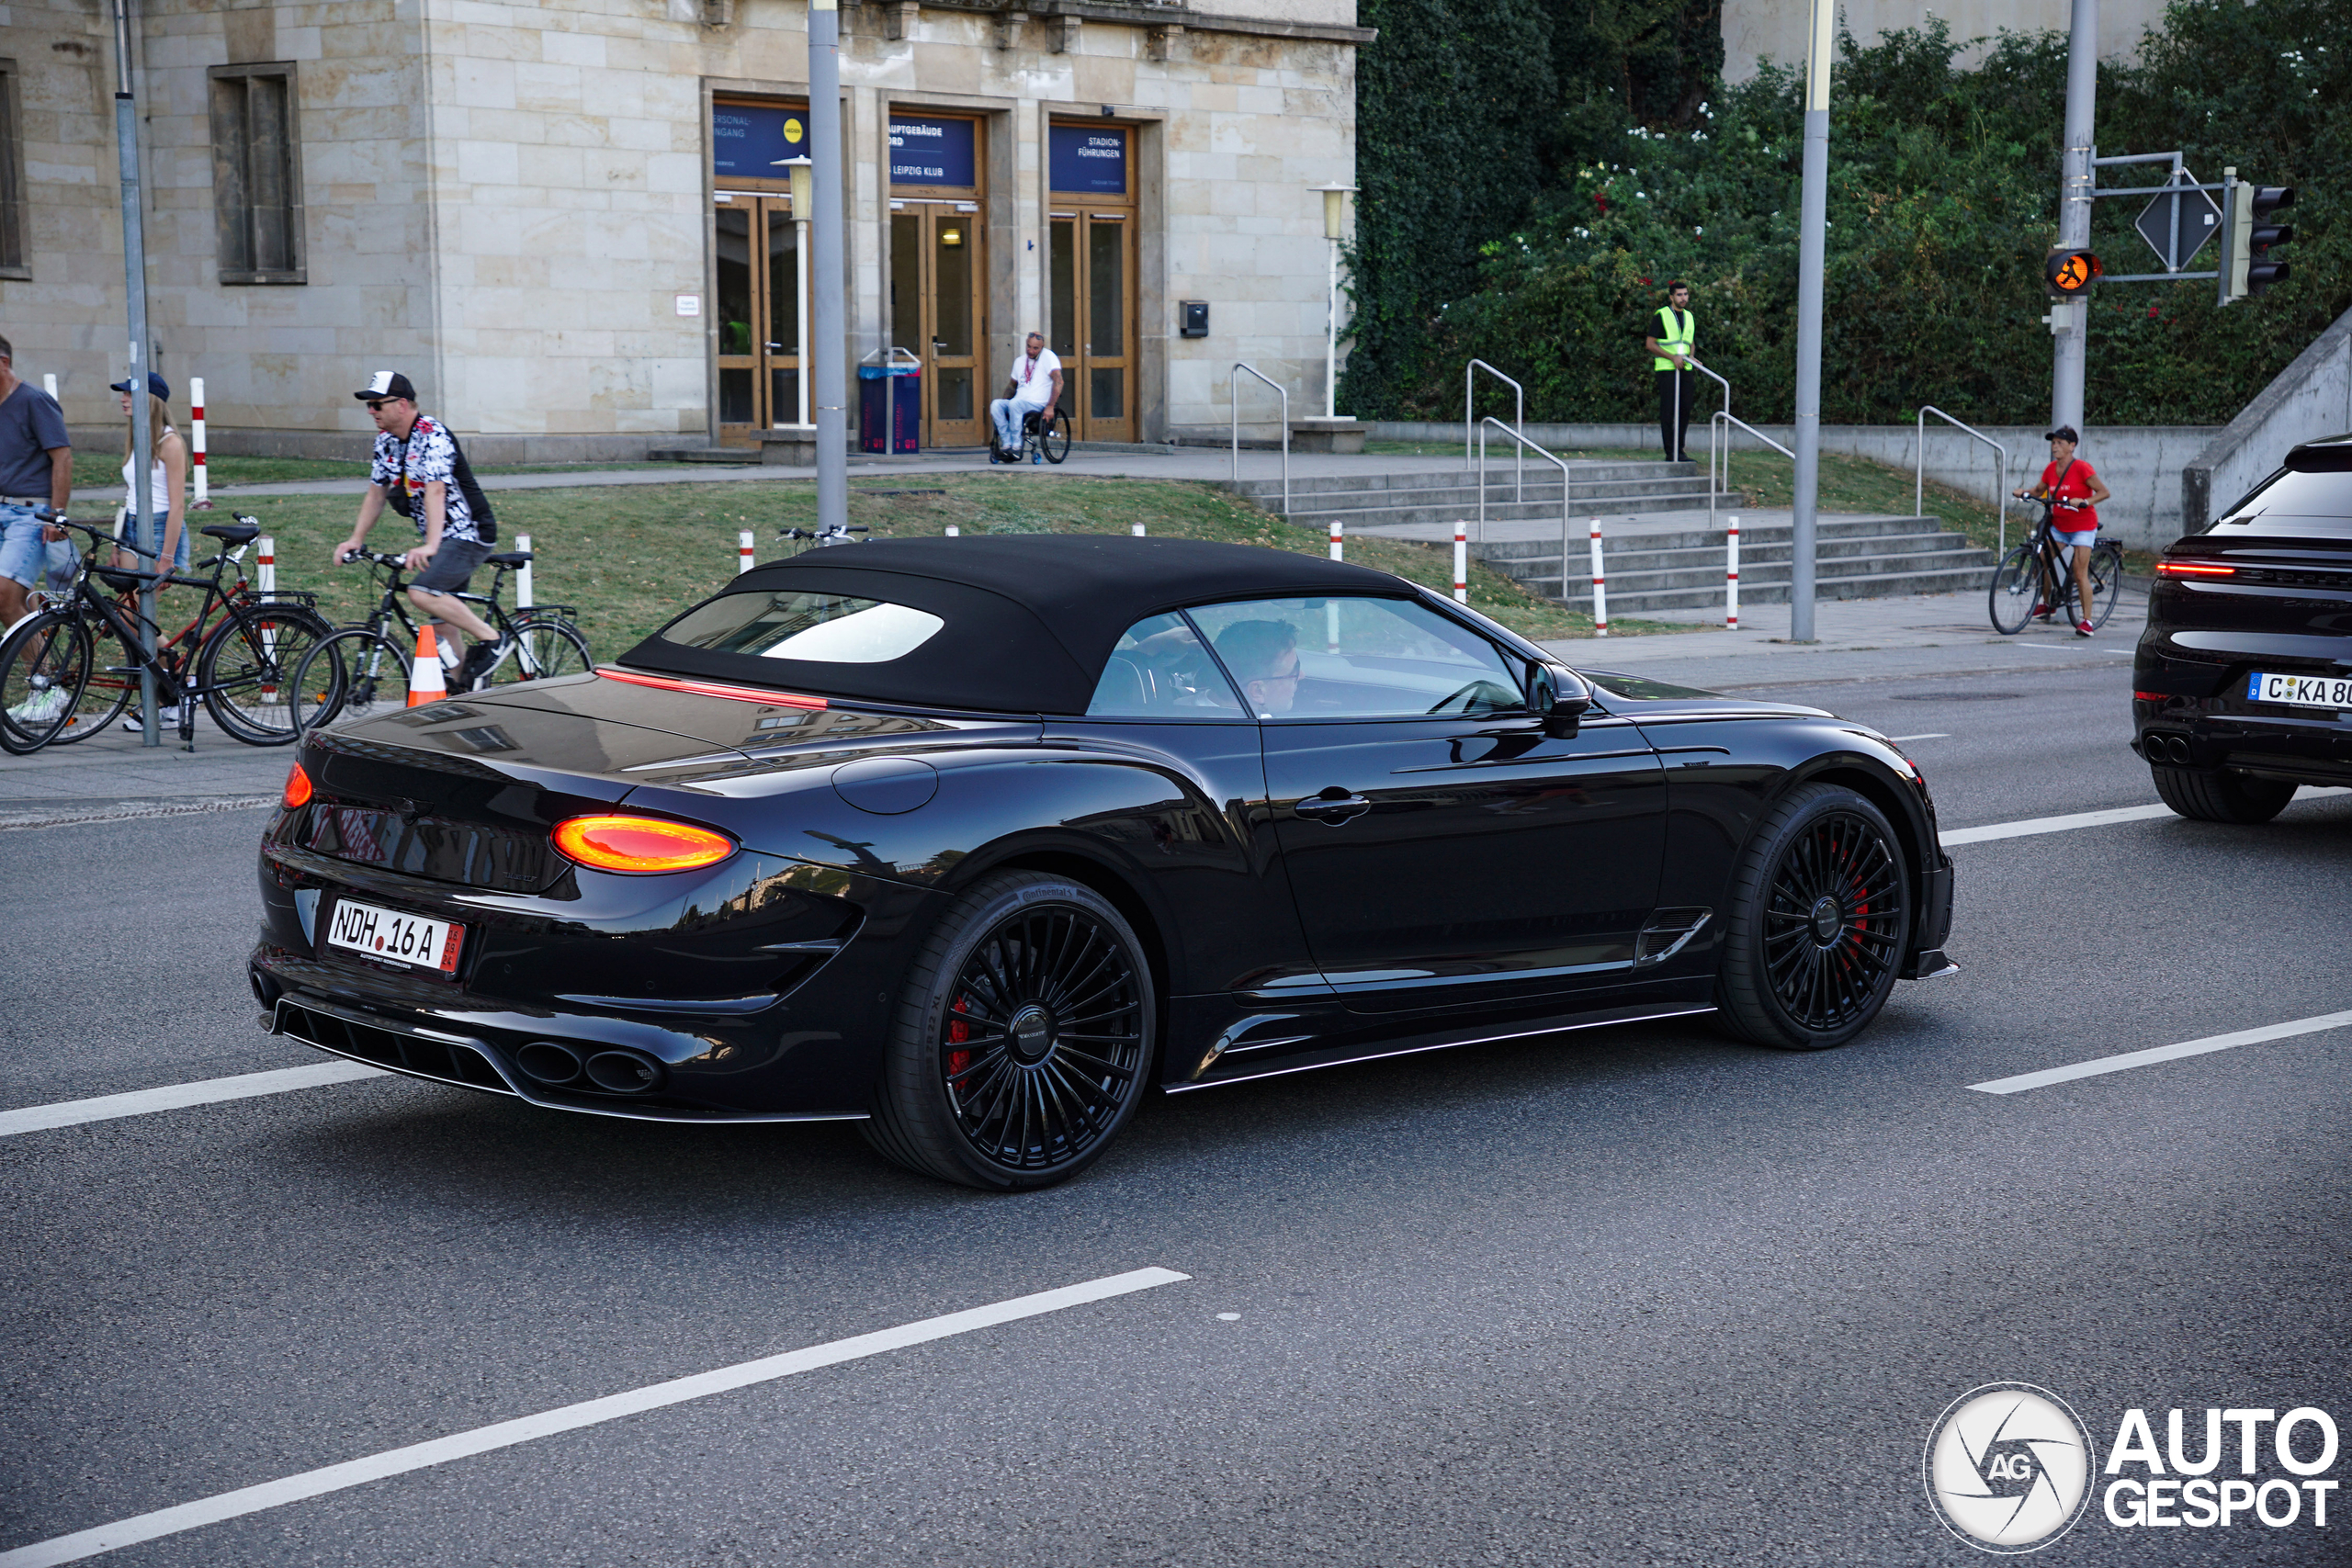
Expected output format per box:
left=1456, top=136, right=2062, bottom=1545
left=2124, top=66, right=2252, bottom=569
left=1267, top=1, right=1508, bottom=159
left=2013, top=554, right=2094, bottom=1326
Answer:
left=2132, top=694, right=2352, bottom=786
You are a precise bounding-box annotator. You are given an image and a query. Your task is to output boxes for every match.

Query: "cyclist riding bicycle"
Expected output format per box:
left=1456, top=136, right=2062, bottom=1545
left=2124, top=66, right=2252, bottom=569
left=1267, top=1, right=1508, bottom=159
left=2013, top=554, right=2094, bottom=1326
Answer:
left=2012, top=424, right=2111, bottom=637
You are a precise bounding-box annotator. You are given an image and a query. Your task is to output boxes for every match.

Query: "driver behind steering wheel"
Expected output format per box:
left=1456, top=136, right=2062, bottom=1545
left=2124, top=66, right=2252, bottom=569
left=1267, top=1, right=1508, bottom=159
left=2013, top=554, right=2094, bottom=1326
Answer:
left=1214, top=619, right=1300, bottom=716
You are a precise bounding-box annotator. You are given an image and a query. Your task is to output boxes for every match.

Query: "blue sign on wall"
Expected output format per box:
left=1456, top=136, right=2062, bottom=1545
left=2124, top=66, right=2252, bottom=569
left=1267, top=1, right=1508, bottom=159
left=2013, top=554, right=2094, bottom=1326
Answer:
left=1049, top=125, right=1129, bottom=196
left=889, top=116, right=978, bottom=186
left=711, top=103, right=808, bottom=181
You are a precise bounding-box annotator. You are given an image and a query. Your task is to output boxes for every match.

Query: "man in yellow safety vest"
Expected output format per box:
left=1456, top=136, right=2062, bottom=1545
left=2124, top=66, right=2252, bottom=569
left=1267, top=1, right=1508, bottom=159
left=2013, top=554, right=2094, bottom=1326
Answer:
left=1644, top=281, right=1699, bottom=463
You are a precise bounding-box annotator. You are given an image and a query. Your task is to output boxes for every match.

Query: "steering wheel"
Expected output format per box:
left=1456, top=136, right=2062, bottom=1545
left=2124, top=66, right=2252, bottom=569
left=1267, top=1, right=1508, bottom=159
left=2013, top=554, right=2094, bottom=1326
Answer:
left=1427, top=679, right=1520, bottom=716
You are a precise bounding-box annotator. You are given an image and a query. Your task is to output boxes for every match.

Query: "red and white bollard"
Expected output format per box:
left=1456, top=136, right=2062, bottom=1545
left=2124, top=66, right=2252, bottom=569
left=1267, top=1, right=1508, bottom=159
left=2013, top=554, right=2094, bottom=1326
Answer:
left=1131, top=523, right=1146, bottom=536
left=1453, top=522, right=1468, bottom=604
left=516, top=533, right=534, bottom=609
left=42, top=373, right=58, bottom=400
left=1589, top=518, right=1608, bottom=637
left=945, top=525, right=960, bottom=537
left=190, top=378, right=211, bottom=510
left=1329, top=518, right=1342, bottom=562
left=257, top=535, right=279, bottom=703
left=1725, top=515, right=1740, bottom=630
left=738, top=529, right=754, bottom=574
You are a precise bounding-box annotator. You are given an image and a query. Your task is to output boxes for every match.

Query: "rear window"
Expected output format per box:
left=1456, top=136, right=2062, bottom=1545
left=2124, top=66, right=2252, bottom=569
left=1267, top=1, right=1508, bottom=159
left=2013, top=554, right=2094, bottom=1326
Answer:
left=2210, top=468, right=2352, bottom=539
left=656, top=590, right=945, bottom=664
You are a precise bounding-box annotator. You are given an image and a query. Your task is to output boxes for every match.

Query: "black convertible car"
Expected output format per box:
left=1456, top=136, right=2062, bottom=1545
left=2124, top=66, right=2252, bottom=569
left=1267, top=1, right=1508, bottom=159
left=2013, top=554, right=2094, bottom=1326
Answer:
left=252, top=536, right=1954, bottom=1189
left=2135, top=433, right=2352, bottom=820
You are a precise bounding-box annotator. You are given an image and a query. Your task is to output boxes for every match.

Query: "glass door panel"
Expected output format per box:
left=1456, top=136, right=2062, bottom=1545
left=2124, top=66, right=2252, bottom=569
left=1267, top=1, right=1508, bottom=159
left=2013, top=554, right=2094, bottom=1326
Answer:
left=715, top=206, right=761, bottom=440
left=932, top=216, right=978, bottom=433
left=764, top=209, right=803, bottom=428
left=1047, top=211, right=1136, bottom=444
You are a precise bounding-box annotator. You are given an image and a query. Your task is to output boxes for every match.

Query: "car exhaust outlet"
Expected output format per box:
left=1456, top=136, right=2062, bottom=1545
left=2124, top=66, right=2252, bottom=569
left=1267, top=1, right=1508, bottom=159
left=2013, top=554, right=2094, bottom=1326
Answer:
left=516, top=1042, right=585, bottom=1085
left=583, top=1050, right=663, bottom=1093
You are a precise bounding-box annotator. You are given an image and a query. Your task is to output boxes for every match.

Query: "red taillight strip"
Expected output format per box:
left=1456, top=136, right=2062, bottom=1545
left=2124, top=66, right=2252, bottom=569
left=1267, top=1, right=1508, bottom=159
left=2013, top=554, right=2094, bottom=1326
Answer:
left=2155, top=560, right=2236, bottom=577
left=597, top=666, right=827, bottom=709
left=2132, top=691, right=2167, bottom=702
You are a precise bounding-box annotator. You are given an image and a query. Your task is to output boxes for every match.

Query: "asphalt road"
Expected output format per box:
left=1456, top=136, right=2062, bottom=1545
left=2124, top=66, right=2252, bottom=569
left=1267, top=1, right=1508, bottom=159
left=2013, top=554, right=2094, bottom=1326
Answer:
left=3, top=660, right=2347, bottom=1566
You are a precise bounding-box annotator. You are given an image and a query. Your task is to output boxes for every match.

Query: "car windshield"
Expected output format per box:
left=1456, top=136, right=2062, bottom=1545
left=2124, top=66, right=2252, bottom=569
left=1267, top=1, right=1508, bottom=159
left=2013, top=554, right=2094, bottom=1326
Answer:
left=655, top=590, right=946, bottom=664
left=2209, top=468, right=2352, bottom=540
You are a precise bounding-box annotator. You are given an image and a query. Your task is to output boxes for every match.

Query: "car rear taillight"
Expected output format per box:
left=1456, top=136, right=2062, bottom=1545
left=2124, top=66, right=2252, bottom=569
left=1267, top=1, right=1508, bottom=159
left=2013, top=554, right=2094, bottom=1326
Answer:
left=2155, top=560, right=2236, bottom=577
left=2133, top=691, right=2167, bottom=702
left=281, top=761, right=313, bottom=810
left=597, top=666, right=827, bottom=709
left=551, top=814, right=736, bottom=874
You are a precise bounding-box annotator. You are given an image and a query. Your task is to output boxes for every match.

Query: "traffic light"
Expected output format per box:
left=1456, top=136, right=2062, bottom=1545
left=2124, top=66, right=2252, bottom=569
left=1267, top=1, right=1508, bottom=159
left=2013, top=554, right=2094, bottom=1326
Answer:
left=2043, top=250, right=2102, bottom=298
left=2221, top=177, right=2296, bottom=302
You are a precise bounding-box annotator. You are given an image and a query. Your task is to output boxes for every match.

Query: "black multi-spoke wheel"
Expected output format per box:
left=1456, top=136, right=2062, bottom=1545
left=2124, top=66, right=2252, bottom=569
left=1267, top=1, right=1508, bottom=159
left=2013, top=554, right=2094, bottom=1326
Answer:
left=1042, top=410, right=1072, bottom=464
left=867, top=872, right=1154, bottom=1189
left=1715, top=783, right=1911, bottom=1049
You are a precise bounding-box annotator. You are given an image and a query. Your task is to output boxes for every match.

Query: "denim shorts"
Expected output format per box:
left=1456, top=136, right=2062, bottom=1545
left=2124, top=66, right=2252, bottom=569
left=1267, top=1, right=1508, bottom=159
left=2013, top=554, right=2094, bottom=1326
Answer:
left=112, top=507, right=193, bottom=573
left=2052, top=527, right=2097, bottom=550
left=0, top=502, right=76, bottom=592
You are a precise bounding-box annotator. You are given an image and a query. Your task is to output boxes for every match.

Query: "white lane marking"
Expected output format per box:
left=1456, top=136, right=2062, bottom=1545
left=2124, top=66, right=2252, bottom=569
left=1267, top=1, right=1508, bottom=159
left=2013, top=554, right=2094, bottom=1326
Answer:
left=0, top=1267, right=1190, bottom=1568
left=1970, top=1010, right=2352, bottom=1095
left=1890, top=733, right=1951, bottom=741
left=0, top=1062, right=387, bottom=1138
left=1940, top=788, right=2348, bottom=847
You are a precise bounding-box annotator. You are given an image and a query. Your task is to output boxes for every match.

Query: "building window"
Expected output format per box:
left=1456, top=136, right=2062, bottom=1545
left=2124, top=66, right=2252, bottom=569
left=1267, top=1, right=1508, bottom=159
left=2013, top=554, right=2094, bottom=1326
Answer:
left=0, top=61, right=27, bottom=278
left=209, top=63, right=304, bottom=284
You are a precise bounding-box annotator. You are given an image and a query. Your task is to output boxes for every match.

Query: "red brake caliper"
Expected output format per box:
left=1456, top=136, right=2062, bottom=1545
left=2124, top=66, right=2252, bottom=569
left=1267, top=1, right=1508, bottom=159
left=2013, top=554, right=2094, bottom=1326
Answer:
left=946, top=995, right=972, bottom=1082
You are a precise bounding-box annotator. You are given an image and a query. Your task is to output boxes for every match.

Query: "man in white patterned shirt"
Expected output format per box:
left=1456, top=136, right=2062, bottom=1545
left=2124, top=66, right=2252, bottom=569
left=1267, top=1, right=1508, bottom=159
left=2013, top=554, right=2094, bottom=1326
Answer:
left=333, top=371, right=509, bottom=688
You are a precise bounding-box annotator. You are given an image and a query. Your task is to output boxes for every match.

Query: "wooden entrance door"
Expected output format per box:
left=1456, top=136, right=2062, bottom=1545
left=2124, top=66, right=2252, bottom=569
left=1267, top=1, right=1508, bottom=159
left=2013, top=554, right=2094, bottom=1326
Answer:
left=888, top=205, right=987, bottom=448
left=1048, top=210, right=1136, bottom=444
left=714, top=196, right=804, bottom=446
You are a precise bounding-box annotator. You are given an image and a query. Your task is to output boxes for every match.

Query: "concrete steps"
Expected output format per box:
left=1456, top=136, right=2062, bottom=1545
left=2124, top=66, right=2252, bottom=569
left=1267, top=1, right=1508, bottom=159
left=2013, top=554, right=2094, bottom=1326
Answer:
left=1456, top=515, right=1997, bottom=617
left=1222, top=462, right=1741, bottom=526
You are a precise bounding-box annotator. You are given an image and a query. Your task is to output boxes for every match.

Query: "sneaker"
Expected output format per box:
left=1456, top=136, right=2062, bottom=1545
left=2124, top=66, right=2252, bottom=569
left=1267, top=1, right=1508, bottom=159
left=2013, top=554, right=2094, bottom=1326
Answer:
left=2075, top=620, right=2095, bottom=638
left=6, top=687, right=67, bottom=725
left=120, top=706, right=144, bottom=733
left=456, top=637, right=509, bottom=689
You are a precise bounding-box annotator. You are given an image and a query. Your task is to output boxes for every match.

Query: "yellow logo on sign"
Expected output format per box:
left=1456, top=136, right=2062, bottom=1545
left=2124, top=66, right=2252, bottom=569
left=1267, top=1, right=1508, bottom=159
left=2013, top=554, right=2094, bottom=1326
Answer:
left=786, top=118, right=804, bottom=142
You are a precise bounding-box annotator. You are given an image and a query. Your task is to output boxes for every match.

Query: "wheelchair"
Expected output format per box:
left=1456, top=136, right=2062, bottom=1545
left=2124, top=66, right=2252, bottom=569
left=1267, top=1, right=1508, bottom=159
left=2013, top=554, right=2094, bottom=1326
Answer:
left=990, top=402, right=1072, bottom=466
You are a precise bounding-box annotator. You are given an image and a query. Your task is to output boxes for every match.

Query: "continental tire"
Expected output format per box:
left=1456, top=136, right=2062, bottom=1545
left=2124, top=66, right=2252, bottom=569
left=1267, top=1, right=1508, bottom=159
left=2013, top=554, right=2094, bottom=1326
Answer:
left=2150, top=764, right=2295, bottom=824
left=1714, top=783, right=1910, bottom=1051
left=865, top=872, right=1155, bottom=1190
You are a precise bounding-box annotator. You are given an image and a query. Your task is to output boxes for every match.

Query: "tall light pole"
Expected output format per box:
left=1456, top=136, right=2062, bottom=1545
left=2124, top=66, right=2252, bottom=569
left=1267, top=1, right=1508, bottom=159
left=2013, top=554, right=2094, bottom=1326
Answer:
left=1312, top=183, right=1356, bottom=420
left=808, top=1, right=845, bottom=527
left=779, top=155, right=813, bottom=428
left=1786, top=0, right=1835, bottom=643
left=111, top=0, right=160, bottom=746
left=2052, top=0, right=2098, bottom=434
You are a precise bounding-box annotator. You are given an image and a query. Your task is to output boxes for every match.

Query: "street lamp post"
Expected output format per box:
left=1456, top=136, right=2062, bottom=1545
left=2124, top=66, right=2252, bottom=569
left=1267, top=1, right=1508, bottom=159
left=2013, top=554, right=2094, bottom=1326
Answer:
left=808, top=0, right=846, bottom=528
left=780, top=155, right=813, bottom=428
left=1312, top=183, right=1356, bottom=421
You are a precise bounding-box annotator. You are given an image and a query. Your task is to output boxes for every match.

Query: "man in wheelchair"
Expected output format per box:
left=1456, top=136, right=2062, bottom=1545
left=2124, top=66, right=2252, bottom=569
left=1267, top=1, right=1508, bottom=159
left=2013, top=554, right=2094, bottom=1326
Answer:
left=989, top=332, right=1063, bottom=465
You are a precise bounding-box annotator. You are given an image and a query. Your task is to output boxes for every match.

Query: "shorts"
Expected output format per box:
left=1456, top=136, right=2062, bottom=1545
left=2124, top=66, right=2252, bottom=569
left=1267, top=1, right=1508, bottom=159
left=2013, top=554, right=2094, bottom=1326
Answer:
left=112, top=506, right=193, bottom=573
left=0, top=502, right=76, bottom=592
left=411, top=536, right=492, bottom=595
left=2052, top=528, right=2097, bottom=550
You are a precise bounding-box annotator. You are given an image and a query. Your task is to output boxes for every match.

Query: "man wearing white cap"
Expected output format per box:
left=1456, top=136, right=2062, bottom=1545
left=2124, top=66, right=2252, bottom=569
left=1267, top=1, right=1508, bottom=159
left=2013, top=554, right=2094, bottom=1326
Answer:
left=334, top=370, right=508, bottom=686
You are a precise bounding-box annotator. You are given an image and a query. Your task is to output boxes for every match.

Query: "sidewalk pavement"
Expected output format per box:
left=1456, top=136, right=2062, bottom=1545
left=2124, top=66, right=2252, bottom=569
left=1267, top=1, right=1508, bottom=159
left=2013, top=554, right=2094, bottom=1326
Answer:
left=74, top=446, right=1657, bottom=504
left=0, top=716, right=288, bottom=829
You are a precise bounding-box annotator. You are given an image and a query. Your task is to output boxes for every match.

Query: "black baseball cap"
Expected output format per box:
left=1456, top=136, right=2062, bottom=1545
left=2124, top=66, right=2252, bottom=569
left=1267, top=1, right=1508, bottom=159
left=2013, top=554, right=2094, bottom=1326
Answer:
left=355, top=369, right=417, bottom=402
left=2043, top=425, right=2080, bottom=444
left=108, top=370, right=172, bottom=402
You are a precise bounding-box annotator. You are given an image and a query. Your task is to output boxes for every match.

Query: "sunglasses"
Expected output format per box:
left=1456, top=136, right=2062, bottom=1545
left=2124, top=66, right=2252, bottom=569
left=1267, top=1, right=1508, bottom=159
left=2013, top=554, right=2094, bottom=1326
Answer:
left=366, top=400, right=392, bottom=412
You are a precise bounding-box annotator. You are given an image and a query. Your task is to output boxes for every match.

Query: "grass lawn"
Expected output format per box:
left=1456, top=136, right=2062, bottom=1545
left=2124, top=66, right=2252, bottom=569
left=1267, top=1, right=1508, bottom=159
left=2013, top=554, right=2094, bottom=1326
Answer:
left=210, top=471, right=1691, bottom=662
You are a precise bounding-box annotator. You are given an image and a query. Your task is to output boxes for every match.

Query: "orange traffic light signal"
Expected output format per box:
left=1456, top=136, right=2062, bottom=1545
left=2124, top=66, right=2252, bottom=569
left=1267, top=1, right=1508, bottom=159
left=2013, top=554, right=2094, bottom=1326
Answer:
left=2044, top=250, right=2102, bottom=297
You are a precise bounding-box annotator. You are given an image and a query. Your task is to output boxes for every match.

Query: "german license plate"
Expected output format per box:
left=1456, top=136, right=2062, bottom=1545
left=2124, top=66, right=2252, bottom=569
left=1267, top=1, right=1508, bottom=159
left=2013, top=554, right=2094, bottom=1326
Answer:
left=2246, top=671, right=2352, bottom=710
left=324, top=897, right=465, bottom=975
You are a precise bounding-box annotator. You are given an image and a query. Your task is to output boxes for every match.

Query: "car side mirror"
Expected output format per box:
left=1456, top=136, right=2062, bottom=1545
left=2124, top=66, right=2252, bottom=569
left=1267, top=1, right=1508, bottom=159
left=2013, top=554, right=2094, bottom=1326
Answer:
left=1533, top=666, right=1592, bottom=737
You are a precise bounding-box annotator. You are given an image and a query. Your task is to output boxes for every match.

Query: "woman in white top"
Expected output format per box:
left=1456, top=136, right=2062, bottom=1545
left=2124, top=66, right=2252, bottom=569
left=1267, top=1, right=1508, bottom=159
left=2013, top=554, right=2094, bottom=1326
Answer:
left=109, top=370, right=189, bottom=586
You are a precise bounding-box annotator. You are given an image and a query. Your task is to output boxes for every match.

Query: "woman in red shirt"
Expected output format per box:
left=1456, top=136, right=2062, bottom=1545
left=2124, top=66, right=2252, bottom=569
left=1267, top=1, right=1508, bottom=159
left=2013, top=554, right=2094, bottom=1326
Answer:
left=2013, top=425, right=2113, bottom=636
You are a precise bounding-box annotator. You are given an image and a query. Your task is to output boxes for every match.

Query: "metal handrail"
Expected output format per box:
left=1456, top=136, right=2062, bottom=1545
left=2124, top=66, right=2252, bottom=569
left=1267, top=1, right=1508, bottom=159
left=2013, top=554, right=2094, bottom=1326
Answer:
left=1230, top=363, right=1289, bottom=515
left=1916, top=406, right=2010, bottom=554
left=1475, top=420, right=1577, bottom=608
left=1464, top=360, right=1525, bottom=501
left=1709, top=411, right=1796, bottom=534
left=1690, top=361, right=1732, bottom=421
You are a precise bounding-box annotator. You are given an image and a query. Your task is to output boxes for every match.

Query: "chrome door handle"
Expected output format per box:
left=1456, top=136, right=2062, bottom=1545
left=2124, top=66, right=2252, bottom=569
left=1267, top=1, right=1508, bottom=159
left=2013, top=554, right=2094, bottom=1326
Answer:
left=1293, top=792, right=1371, bottom=825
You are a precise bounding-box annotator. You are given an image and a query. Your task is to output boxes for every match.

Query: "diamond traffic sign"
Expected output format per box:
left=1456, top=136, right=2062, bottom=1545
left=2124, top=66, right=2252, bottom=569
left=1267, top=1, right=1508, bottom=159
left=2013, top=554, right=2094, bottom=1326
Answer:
left=2135, top=178, right=2222, bottom=272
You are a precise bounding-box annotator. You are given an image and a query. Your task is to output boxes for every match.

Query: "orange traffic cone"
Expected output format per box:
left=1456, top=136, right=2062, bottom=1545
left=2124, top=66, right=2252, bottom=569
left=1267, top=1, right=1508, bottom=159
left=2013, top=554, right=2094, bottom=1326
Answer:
left=409, top=624, right=447, bottom=705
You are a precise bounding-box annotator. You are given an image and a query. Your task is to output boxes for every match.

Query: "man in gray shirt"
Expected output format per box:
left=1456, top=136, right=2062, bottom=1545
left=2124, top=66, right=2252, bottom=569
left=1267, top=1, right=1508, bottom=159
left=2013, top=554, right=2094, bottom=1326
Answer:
left=0, top=333, right=74, bottom=627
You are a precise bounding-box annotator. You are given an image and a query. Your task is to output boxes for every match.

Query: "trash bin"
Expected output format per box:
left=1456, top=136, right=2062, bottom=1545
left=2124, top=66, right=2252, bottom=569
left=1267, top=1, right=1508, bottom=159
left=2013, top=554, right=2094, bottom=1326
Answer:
left=859, top=350, right=922, bottom=455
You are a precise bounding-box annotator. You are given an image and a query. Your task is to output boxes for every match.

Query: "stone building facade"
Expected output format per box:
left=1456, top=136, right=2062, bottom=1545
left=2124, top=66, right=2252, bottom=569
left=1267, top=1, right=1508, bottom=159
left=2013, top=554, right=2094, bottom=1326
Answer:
left=0, top=0, right=1367, bottom=460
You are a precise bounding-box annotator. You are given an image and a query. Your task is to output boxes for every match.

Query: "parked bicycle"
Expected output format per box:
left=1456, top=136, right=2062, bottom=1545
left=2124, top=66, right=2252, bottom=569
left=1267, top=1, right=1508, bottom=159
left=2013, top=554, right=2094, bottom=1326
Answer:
left=779, top=524, right=868, bottom=550
left=1987, top=493, right=2124, bottom=636
left=0, top=512, right=333, bottom=753
left=289, top=544, right=592, bottom=732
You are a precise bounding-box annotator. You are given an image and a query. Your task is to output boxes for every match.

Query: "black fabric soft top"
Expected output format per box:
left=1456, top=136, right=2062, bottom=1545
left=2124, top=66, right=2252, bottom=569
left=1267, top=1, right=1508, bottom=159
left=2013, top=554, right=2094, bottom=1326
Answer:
left=618, top=534, right=1414, bottom=714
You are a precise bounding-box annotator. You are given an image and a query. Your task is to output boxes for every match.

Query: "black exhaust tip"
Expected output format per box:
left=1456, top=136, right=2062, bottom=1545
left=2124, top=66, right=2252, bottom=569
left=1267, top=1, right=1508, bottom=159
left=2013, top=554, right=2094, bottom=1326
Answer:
left=583, top=1050, right=663, bottom=1094
left=516, top=1042, right=585, bottom=1085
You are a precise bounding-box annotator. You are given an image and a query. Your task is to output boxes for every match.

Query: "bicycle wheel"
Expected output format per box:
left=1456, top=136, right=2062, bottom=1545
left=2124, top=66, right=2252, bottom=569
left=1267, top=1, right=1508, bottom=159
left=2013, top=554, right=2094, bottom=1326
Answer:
left=199, top=604, right=335, bottom=745
left=1986, top=545, right=2043, bottom=635
left=0, top=610, right=94, bottom=754
left=483, top=615, right=593, bottom=687
left=2086, top=541, right=2124, bottom=630
left=46, top=611, right=138, bottom=745
left=1043, top=412, right=1072, bottom=465
left=293, top=628, right=408, bottom=733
